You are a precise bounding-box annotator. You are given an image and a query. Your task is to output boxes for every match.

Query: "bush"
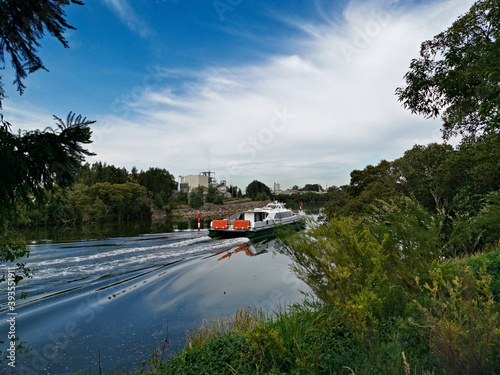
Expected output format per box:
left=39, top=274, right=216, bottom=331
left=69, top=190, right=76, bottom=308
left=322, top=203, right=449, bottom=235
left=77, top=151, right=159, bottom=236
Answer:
left=280, top=216, right=397, bottom=362
left=416, top=265, right=500, bottom=374
left=214, top=195, right=224, bottom=205
left=189, top=191, right=204, bottom=209
left=255, top=192, right=270, bottom=201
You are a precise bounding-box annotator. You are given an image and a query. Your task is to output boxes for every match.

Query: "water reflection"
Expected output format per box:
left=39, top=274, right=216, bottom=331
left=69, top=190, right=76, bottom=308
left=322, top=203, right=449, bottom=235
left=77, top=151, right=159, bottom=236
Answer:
left=208, top=236, right=279, bottom=261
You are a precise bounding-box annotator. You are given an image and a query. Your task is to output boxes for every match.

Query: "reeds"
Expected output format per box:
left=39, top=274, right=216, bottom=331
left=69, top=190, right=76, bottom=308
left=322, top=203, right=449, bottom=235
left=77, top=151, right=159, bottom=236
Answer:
left=185, top=306, right=267, bottom=349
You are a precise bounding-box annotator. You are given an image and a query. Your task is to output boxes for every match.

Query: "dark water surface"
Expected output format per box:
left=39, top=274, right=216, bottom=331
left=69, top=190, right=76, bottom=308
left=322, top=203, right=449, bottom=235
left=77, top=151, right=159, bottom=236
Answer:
left=0, top=225, right=310, bottom=374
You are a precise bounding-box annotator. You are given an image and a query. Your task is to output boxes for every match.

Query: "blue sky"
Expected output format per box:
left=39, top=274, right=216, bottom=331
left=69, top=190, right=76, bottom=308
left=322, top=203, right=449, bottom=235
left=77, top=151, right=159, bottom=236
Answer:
left=2, top=0, right=474, bottom=190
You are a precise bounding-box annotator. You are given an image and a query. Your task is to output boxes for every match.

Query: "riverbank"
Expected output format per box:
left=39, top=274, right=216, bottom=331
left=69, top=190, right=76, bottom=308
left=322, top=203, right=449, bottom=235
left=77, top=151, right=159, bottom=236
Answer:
left=153, top=199, right=270, bottom=222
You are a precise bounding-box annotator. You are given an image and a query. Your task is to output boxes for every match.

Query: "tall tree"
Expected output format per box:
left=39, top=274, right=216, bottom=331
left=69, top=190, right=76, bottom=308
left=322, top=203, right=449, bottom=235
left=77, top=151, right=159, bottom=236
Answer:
left=442, top=133, right=500, bottom=214
left=348, top=160, right=395, bottom=197
left=0, top=0, right=89, bottom=284
left=393, top=143, right=455, bottom=212
left=78, top=162, right=129, bottom=186
left=137, top=167, right=176, bottom=209
left=245, top=180, right=271, bottom=200
left=396, top=0, right=499, bottom=141
left=303, top=184, right=323, bottom=192
left=0, top=0, right=83, bottom=111
left=1, top=113, right=94, bottom=282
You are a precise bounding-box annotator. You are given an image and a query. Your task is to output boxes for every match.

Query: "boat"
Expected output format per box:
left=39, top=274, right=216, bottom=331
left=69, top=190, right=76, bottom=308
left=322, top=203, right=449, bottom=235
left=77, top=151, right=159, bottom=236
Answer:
left=208, top=201, right=305, bottom=238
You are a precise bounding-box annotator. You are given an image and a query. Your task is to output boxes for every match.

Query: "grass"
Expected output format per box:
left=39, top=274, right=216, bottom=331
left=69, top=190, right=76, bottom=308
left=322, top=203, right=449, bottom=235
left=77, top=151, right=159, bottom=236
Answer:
left=185, top=306, right=267, bottom=350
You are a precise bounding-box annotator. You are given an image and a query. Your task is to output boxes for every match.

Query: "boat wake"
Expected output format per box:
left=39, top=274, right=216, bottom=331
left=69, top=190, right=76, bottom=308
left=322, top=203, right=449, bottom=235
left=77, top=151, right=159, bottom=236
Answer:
left=1, top=232, right=249, bottom=308
left=0, top=230, right=305, bottom=375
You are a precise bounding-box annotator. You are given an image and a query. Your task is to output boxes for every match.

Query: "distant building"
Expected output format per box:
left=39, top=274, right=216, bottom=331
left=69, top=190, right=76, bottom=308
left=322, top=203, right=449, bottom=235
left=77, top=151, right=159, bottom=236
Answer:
left=273, top=182, right=282, bottom=195
left=217, top=180, right=228, bottom=194
left=178, top=182, right=189, bottom=194
left=185, top=174, right=210, bottom=190
left=178, top=171, right=227, bottom=194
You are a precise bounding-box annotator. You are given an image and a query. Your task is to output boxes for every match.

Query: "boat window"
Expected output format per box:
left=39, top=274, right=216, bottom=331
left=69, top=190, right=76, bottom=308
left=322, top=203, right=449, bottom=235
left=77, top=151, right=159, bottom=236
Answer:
left=254, top=212, right=268, bottom=222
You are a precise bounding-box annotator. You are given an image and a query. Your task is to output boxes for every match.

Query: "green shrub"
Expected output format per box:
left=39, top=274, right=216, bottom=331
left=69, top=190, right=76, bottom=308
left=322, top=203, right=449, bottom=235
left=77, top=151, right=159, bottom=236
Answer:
left=243, top=325, right=285, bottom=371
left=189, top=191, right=204, bottom=209
left=280, top=216, right=397, bottom=363
left=466, top=245, right=500, bottom=301
left=214, top=195, right=224, bottom=205
left=416, top=266, right=500, bottom=374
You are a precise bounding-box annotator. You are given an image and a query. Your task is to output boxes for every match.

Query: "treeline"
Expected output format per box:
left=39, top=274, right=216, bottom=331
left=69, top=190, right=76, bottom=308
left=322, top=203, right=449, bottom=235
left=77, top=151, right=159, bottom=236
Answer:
left=246, top=180, right=331, bottom=204
left=273, top=192, right=331, bottom=205
left=19, top=162, right=178, bottom=225
left=323, top=136, right=500, bottom=255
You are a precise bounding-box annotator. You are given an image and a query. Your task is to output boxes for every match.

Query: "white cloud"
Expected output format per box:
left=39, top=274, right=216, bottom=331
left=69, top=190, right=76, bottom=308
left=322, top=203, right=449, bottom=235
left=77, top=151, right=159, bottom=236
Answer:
left=101, top=0, right=152, bottom=38
left=89, top=0, right=475, bottom=189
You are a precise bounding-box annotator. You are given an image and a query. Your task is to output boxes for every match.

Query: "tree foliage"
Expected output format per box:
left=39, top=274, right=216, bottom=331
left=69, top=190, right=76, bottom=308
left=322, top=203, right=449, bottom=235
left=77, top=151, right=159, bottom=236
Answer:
left=0, top=113, right=94, bottom=215
left=86, top=182, right=151, bottom=221
left=245, top=180, right=271, bottom=200
left=44, top=183, right=151, bottom=223
left=78, top=162, right=129, bottom=186
left=302, top=184, right=322, bottom=192
left=19, top=162, right=183, bottom=224
left=393, top=143, right=454, bottom=212
left=0, top=113, right=94, bottom=282
left=228, top=185, right=239, bottom=198
left=205, top=187, right=219, bottom=204
left=189, top=190, right=204, bottom=209
left=0, top=0, right=88, bottom=284
left=324, top=138, right=499, bottom=254
left=0, top=0, right=83, bottom=109
left=396, top=0, right=500, bottom=140
left=348, top=160, right=395, bottom=197
left=136, top=167, right=176, bottom=209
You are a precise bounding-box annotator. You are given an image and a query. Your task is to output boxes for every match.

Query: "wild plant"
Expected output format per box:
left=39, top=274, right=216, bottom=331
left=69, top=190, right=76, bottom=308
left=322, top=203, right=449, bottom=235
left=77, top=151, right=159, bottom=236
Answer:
left=185, top=306, right=266, bottom=349
left=279, top=199, right=453, bottom=370
left=416, top=265, right=500, bottom=375
left=280, top=215, right=395, bottom=364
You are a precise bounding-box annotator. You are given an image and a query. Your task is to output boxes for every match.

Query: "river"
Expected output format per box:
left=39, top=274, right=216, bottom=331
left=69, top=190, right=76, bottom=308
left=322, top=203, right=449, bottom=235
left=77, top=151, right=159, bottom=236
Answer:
left=0, top=222, right=311, bottom=374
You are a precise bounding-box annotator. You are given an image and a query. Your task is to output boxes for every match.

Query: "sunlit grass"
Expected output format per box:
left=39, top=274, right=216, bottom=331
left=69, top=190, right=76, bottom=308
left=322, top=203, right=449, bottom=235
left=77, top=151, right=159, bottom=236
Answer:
left=185, top=305, right=267, bottom=349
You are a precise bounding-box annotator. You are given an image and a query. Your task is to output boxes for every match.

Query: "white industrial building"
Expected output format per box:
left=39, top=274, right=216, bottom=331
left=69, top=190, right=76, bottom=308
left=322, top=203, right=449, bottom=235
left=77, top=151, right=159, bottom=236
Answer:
left=178, top=171, right=227, bottom=194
